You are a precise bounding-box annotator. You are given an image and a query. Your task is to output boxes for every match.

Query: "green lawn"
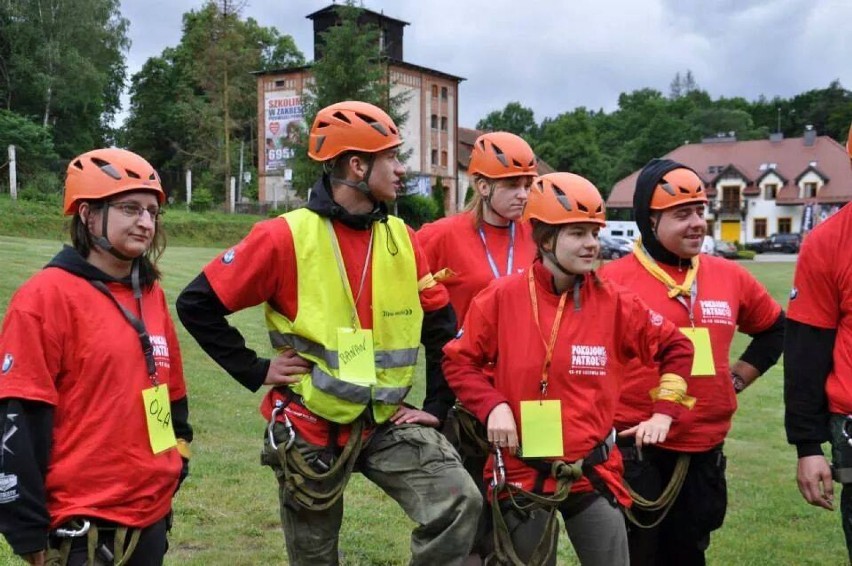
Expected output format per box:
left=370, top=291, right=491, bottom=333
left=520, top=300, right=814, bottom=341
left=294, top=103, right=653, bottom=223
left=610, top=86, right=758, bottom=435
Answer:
left=0, top=238, right=845, bottom=565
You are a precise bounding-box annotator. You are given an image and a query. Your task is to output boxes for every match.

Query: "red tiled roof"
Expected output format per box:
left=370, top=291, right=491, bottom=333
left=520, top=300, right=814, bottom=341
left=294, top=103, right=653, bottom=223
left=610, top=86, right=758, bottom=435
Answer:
left=607, top=135, right=852, bottom=208
left=457, top=127, right=555, bottom=175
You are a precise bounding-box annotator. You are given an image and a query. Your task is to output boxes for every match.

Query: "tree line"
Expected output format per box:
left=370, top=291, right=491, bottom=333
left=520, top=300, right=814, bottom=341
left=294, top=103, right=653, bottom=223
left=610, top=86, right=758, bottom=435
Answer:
left=2, top=1, right=851, bottom=205
left=478, top=74, right=852, bottom=196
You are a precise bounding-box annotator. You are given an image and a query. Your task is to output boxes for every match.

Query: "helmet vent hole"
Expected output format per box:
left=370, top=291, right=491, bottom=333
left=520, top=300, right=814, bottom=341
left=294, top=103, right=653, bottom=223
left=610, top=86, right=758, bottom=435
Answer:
left=149, top=173, right=157, bottom=181
left=491, top=143, right=508, bottom=167
left=126, top=169, right=141, bottom=179
left=577, top=203, right=590, bottom=213
left=332, top=111, right=351, bottom=124
left=314, top=135, right=326, bottom=154
left=316, top=120, right=331, bottom=129
left=72, top=159, right=83, bottom=170
left=512, top=158, right=523, bottom=167
left=90, top=157, right=122, bottom=180
left=369, top=121, right=388, bottom=136
left=678, top=186, right=691, bottom=194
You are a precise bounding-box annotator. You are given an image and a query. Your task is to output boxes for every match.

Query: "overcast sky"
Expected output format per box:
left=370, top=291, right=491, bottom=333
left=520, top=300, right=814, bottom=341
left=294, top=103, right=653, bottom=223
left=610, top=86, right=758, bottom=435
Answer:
left=119, top=0, right=852, bottom=129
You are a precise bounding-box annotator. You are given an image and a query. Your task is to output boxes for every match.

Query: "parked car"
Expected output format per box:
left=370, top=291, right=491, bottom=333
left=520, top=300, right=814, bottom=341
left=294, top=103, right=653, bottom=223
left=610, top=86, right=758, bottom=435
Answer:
left=701, top=235, right=716, bottom=255
left=754, top=233, right=801, bottom=254
left=599, top=234, right=633, bottom=260
left=714, top=240, right=739, bottom=259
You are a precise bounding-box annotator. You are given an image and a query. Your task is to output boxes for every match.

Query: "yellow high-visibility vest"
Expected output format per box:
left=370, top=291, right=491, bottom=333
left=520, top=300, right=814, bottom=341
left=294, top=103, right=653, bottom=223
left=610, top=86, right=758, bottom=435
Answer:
left=266, top=208, right=423, bottom=424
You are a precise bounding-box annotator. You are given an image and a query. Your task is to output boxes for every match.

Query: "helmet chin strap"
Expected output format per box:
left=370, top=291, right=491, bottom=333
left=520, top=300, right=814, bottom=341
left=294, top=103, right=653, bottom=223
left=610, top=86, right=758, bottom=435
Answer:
left=92, top=203, right=135, bottom=262
left=331, top=155, right=378, bottom=203
left=483, top=181, right=512, bottom=224
left=542, top=248, right=576, bottom=278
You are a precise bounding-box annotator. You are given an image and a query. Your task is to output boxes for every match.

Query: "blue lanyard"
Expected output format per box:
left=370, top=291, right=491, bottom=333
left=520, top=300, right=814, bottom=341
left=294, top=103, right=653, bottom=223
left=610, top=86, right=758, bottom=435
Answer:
left=478, top=222, right=515, bottom=279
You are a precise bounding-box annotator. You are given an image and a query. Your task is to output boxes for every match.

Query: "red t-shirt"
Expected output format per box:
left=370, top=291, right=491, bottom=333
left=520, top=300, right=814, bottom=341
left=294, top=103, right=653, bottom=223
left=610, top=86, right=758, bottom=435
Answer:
left=443, top=262, right=694, bottom=504
left=600, top=253, right=781, bottom=451
left=418, top=213, right=537, bottom=325
left=0, top=268, right=186, bottom=528
left=202, top=216, right=449, bottom=446
left=788, top=207, right=852, bottom=414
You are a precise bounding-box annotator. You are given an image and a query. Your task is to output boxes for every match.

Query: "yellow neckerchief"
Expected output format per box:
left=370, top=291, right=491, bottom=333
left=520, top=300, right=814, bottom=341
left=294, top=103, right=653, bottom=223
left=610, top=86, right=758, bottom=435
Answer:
left=632, top=238, right=699, bottom=299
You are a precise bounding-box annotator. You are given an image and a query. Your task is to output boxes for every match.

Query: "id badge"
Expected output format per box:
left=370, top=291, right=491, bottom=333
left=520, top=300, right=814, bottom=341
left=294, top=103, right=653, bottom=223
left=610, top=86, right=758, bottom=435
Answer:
left=337, top=328, right=377, bottom=384
left=142, top=385, right=177, bottom=454
left=520, top=400, right=564, bottom=458
left=679, top=327, right=716, bottom=376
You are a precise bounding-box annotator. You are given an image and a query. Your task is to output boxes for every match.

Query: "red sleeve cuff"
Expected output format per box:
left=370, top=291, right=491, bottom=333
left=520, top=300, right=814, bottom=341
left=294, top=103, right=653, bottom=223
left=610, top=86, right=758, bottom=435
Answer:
left=652, top=400, right=684, bottom=421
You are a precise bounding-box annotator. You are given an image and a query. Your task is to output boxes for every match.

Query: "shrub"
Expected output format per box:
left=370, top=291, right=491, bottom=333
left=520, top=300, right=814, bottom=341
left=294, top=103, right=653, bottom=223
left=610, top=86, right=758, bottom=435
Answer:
left=189, top=187, right=214, bottom=212
left=737, top=250, right=756, bottom=260
left=395, top=194, right=439, bottom=228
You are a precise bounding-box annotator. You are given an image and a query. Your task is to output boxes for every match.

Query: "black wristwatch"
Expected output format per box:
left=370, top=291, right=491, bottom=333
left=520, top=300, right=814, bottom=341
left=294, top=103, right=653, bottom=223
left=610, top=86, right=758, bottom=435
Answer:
left=731, top=371, right=747, bottom=394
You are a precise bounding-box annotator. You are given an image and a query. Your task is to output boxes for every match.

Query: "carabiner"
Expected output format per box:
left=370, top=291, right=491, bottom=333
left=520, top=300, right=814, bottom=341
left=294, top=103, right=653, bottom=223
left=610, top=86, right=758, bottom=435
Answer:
left=268, top=399, right=296, bottom=451
left=490, top=445, right=507, bottom=489
left=54, top=519, right=90, bottom=538
left=842, top=415, right=852, bottom=448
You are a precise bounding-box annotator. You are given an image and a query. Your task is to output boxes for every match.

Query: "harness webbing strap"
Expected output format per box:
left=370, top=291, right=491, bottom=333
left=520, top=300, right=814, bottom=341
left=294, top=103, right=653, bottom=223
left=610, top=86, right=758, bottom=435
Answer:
left=833, top=466, right=852, bottom=484
left=272, top=415, right=365, bottom=511
left=623, top=453, right=691, bottom=529
left=489, top=459, right=583, bottom=566
left=488, top=431, right=616, bottom=566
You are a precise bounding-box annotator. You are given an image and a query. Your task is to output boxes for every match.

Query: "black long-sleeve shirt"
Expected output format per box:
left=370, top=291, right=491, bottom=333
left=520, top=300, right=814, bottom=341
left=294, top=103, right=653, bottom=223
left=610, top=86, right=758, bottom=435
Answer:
left=784, top=318, right=836, bottom=457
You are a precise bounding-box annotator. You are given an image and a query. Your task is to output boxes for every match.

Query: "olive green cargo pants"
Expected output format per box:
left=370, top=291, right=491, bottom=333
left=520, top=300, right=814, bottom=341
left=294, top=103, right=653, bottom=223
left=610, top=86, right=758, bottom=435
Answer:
left=263, top=421, right=482, bottom=566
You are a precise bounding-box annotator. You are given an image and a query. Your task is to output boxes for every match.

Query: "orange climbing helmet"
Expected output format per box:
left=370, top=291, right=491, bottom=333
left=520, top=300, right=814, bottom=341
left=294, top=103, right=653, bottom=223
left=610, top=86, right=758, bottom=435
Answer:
left=523, top=173, right=606, bottom=226
left=64, top=148, right=164, bottom=215
left=308, top=101, right=402, bottom=162
left=468, top=131, right=537, bottom=179
left=649, top=167, right=708, bottom=211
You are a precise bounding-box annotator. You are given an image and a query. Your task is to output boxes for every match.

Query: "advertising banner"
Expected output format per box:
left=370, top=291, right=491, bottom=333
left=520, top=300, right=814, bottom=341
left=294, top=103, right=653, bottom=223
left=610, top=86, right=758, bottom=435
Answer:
left=265, top=91, right=304, bottom=172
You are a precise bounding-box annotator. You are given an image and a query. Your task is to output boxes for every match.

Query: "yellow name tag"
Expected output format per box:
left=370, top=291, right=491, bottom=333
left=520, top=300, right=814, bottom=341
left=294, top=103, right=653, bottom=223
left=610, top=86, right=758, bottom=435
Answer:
left=142, top=385, right=177, bottom=454
left=337, top=328, right=377, bottom=384
left=680, top=327, right=716, bottom=376
left=520, top=400, right=564, bottom=458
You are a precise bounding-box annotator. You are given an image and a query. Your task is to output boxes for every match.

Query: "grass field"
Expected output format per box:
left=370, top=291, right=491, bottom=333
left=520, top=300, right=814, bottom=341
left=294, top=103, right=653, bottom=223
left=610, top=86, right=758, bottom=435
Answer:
left=0, top=235, right=846, bottom=565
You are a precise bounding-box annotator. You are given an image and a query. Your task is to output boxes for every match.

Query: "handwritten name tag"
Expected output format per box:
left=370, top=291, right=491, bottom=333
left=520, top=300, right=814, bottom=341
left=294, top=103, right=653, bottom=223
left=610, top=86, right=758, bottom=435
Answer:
left=679, top=327, right=716, bottom=377
left=338, top=328, right=377, bottom=384
left=142, top=385, right=177, bottom=454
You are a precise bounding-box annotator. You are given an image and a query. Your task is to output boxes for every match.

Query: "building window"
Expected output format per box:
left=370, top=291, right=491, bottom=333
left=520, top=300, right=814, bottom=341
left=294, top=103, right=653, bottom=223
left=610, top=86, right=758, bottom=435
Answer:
left=441, top=116, right=448, bottom=131
left=764, top=184, right=777, bottom=200
left=803, top=182, right=818, bottom=199
left=441, top=150, right=448, bottom=167
left=431, top=149, right=438, bottom=165
left=431, top=114, right=438, bottom=129
left=441, top=86, right=448, bottom=100
left=753, top=218, right=767, bottom=238
left=721, top=186, right=740, bottom=213
left=778, top=217, right=792, bottom=234
left=706, top=219, right=715, bottom=237
left=432, top=85, right=438, bottom=98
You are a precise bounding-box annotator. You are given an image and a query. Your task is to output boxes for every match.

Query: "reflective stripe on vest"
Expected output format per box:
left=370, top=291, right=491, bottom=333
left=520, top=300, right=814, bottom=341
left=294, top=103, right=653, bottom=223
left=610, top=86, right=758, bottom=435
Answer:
left=269, top=331, right=419, bottom=371
left=265, top=208, right=423, bottom=424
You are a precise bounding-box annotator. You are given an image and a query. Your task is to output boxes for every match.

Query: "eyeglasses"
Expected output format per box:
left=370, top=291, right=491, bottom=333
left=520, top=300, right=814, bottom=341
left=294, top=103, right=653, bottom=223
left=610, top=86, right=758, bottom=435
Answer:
left=109, top=201, right=163, bottom=220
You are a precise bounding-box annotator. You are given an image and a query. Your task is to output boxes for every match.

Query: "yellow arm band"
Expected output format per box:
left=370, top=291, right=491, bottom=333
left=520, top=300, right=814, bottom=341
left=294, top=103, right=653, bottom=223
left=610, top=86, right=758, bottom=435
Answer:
left=649, top=373, right=696, bottom=409
left=431, top=268, right=457, bottom=284
left=418, top=273, right=437, bottom=291
left=176, top=438, right=192, bottom=460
